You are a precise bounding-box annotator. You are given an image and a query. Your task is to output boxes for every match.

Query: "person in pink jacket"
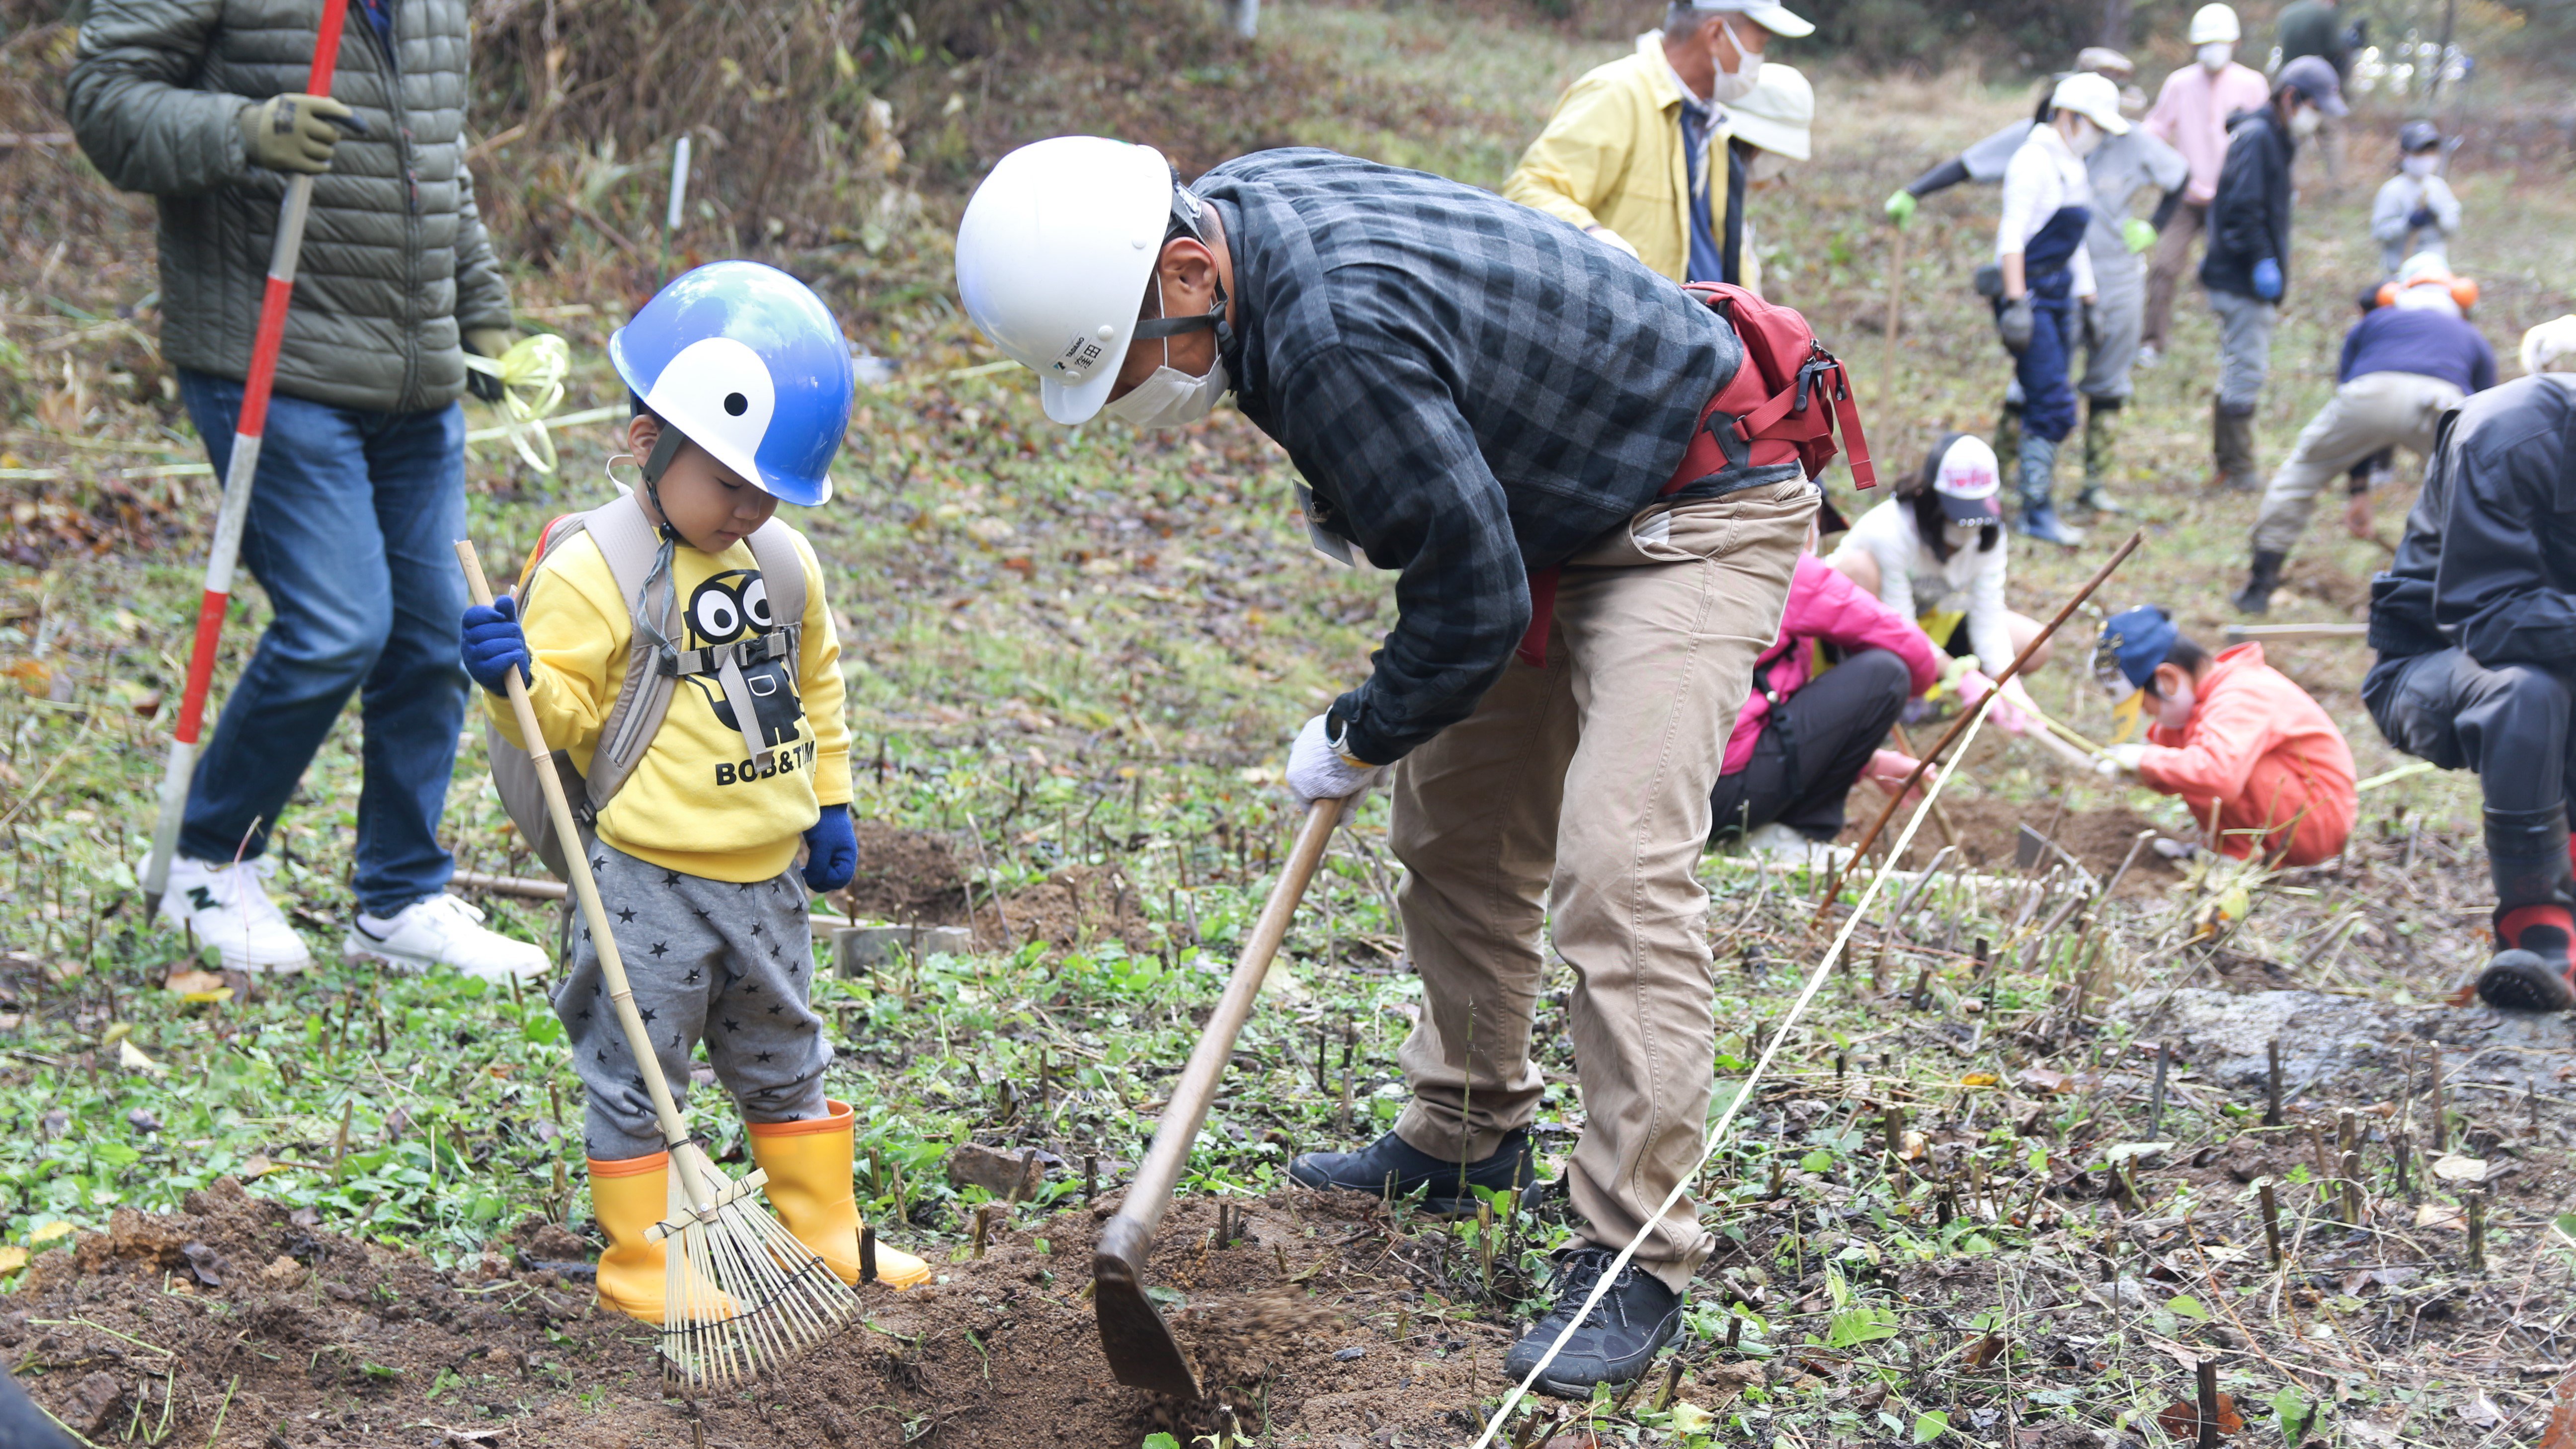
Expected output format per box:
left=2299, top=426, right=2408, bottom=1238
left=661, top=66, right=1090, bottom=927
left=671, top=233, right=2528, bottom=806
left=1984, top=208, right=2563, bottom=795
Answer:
left=1710, top=549, right=1943, bottom=859
left=2137, top=4, right=2273, bottom=362
left=2093, top=606, right=2356, bottom=866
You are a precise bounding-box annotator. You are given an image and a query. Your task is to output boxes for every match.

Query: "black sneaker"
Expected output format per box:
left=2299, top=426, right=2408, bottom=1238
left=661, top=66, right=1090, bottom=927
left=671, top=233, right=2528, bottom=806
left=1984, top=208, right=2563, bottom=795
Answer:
left=1287, top=1128, right=1536, bottom=1215
left=1502, top=1246, right=1683, bottom=1398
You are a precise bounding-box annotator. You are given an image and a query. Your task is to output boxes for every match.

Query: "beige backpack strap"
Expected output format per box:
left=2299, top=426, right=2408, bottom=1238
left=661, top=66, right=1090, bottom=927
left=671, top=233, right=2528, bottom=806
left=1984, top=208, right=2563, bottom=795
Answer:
left=572, top=492, right=683, bottom=811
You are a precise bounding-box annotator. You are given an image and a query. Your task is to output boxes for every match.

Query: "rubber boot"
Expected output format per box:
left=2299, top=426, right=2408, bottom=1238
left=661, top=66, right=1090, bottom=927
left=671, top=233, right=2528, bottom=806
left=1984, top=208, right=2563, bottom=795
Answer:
left=1993, top=399, right=2023, bottom=497
left=2477, top=806, right=2576, bottom=1011
left=590, top=1151, right=675, bottom=1324
left=2232, top=548, right=2287, bottom=616
left=2013, top=433, right=2085, bottom=547
left=747, top=1099, right=933, bottom=1289
left=2211, top=399, right=2261, bottom=494
left=2074, top=396, right=2129, bottom=515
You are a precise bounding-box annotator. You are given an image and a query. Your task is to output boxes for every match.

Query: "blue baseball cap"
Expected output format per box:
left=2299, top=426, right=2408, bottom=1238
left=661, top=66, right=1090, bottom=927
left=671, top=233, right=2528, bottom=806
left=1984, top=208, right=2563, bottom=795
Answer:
left=2095, top=606, right=2178, bottom=693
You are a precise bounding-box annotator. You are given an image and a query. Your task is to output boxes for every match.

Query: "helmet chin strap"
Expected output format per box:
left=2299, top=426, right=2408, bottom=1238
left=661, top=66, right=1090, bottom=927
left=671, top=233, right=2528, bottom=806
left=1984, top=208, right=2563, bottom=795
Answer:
left=633, top=419, right=691, bottom=659
left=1131, top=281, right=1232, bottom=352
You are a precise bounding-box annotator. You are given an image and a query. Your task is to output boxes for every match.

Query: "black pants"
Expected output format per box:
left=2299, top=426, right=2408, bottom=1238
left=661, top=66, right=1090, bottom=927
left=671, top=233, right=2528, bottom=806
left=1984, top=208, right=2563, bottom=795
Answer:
left=2363, top=647, right=2576, bottom=814
left=1709, top=648, right=1912, bottom=842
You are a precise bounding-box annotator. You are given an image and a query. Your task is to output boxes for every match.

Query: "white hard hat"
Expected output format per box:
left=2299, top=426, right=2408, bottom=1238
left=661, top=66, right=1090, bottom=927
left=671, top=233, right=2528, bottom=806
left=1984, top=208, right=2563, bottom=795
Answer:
left=2188, top=3, right=2241, bottom=45
left=2520, top=317, right=2576, bottom=376
left=956, top=136, right=1179, bottom=426
left=2050, top=72, right=2131, bottom=135
left=1725, top=62, right=1814, bottom=161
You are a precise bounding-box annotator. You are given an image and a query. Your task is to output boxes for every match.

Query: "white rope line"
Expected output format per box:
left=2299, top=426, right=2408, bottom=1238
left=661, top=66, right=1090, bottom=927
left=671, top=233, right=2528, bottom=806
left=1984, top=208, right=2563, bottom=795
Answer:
left=1469, top=693, right=1999, bottom=1448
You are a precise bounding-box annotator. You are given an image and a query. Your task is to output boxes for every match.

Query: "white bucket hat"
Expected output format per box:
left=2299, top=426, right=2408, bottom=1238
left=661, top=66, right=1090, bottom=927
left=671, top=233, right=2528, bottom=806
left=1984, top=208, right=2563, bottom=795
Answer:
left=1725, top=62, right=1814, bottom=160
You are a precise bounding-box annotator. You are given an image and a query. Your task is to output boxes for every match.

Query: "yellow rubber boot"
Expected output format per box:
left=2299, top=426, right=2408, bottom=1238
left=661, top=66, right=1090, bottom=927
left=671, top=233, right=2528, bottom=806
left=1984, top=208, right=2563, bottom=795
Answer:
left=748, top=1100, right=932, bottom=1289
left=588, top=1151, right=672, bottom=1323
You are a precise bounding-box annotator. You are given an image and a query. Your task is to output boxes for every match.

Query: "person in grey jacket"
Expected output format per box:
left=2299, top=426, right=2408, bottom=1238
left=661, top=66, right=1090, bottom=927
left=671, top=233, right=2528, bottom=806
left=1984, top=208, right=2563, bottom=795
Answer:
left=67, top=0, right=542, bottom=981
left=1885, top=51, right=2186, bottom=518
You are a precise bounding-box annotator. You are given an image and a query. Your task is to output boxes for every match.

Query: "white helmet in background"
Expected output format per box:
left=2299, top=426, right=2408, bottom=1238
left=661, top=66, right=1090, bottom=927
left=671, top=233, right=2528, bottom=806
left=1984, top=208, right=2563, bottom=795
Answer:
left=1725, top=62, right=1815, bottom=161
left=2188, top=3, right=2242, bottom=45
left=956, top=136, right=1180, bottom=425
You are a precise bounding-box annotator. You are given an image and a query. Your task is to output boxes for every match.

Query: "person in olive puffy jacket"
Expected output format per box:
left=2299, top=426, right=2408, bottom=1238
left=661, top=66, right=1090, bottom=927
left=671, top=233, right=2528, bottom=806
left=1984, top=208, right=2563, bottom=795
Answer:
left=66, top=0, right=538, bottom=980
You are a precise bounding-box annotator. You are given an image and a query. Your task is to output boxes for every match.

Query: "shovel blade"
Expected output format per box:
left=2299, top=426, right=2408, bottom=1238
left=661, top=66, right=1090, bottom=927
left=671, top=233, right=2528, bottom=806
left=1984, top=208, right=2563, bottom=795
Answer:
left=1093, top=1229, right=1201, bottom=1398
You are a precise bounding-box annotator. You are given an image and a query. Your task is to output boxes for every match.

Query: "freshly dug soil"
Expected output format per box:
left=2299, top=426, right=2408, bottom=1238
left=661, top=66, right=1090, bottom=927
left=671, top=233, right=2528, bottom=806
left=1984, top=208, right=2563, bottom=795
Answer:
left=837, top=822, right=970, bottom=927
left=1851, top=797, right=2184, bottom=895
left=9, top=1179, right=1523, bottom=1448
left=995, top=865, right=1168, bottom=954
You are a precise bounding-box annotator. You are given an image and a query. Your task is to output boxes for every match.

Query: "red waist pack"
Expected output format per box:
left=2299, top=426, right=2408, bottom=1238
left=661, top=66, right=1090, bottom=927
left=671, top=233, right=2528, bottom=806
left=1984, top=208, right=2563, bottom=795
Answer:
left=1516, top=283, right=1875, bottom=667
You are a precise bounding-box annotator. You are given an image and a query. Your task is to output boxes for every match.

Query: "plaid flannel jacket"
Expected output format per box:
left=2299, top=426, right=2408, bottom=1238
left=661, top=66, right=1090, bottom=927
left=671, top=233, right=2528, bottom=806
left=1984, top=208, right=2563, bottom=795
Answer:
left=1195, top=149, right=1744, bottom=764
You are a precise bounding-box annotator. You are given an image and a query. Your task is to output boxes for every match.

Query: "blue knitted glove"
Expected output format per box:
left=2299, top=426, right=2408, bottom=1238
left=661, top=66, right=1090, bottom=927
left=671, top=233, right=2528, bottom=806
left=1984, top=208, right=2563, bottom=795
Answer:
left=460, top=595, right=532, bottom=696
left=802, top=804, right=856, bottom=892
left=2250, top=257, right=2283, bottom=301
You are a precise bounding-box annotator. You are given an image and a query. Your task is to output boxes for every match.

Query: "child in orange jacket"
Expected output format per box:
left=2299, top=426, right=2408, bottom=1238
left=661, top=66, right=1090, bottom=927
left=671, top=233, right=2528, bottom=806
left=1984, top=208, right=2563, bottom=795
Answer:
left=2093, top=606, right=2357, bottom=866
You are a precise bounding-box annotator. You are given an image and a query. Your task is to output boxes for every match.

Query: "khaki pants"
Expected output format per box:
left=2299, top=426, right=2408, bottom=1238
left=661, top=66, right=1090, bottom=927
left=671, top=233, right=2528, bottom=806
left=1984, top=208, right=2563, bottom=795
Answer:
left=2251, top=370, right=2461, bottom=555
left=2139, top=198, right=2208, bottom=353
left=1388, top=480, right=1814, bottom=1293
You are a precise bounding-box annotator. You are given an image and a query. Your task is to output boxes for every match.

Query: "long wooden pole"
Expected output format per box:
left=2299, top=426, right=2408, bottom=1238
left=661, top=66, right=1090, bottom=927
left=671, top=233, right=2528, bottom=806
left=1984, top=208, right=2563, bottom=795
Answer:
left=1816, top=532, right=2142, bottom=920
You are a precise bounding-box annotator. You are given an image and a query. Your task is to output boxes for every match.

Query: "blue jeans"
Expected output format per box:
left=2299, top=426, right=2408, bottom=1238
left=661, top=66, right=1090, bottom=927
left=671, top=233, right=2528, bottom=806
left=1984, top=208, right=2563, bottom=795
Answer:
left=177, top=370, right=471, bottom=917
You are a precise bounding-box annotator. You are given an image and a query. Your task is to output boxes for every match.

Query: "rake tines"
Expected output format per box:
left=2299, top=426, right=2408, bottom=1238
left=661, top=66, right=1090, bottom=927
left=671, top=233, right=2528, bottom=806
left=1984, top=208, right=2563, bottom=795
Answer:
left=654, top=1148, right=861, bottom=1392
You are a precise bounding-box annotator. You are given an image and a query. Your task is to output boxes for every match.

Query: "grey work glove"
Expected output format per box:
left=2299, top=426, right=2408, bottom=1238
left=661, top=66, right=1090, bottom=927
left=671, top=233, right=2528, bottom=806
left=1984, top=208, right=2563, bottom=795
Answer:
left=238, top=92, right=356, bottom=174
left=1997, top=297, right=2035, bottom=354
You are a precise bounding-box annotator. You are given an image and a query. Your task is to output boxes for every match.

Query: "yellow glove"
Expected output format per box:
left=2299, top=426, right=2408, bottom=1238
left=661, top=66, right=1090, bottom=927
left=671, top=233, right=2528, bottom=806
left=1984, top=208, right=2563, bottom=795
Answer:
left=238, top=93, right=355, bottom=174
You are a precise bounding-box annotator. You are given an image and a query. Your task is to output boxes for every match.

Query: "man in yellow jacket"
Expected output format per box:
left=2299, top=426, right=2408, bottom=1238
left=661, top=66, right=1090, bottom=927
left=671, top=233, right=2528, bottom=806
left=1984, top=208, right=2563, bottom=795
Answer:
left=1504, top=0, right=1813, bottom=286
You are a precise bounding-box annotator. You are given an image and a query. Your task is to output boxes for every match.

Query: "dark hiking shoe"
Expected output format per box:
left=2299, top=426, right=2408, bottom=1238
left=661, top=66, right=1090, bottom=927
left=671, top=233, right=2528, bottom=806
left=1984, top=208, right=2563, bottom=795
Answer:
left=2232, top=549, right=2286, bottom=616
left=1288, top=1128, right=1537, bottom=1215
left=1502, top=1246, right=1683, bottom=1398
left=2477, top=905, right=2576, bottom=1011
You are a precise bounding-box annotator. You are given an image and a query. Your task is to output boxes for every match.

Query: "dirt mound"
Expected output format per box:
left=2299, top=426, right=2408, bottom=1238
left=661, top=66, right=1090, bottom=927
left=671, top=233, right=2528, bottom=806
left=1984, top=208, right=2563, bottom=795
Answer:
left=997, top=865, right=1168, bottom=954
left=10, top=1180, right=1521, bottom=1448
left=1850, top=797, right=2185, bottom=895
left=836, top=822, right=971, bottom=926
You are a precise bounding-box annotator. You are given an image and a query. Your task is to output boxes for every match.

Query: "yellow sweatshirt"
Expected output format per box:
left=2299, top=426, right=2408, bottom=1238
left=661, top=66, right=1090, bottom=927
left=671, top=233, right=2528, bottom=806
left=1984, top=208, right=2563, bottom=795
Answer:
left=491, top=524, right=851, bottom=883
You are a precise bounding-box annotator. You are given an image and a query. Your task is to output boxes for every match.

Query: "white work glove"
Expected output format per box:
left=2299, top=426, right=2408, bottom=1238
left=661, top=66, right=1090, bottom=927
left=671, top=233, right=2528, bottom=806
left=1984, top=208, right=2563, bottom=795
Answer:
left=1584, top=225, right=1640, bottom=260
left=1956, top=670, right=2036, bottom=736
left=1285, top=715, right=1386, bottom=807
left=2093, top=743, right=2149, bottom=778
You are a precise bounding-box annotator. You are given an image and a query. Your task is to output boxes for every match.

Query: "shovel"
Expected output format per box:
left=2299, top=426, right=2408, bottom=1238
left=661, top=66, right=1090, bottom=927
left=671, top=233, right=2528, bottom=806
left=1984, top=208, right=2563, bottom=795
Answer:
left=1094, top=794, right=1343, bottom=1398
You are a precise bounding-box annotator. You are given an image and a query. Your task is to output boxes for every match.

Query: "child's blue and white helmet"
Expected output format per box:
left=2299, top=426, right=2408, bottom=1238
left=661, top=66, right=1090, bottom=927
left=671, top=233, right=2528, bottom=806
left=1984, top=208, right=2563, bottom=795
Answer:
left=608, top=261, right=853, bottom=507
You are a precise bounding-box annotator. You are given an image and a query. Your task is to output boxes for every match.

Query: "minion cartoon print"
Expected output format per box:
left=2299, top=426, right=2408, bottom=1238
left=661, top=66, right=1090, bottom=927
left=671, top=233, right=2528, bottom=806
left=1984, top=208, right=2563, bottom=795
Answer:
left=684, top=569, right=805, bottom=751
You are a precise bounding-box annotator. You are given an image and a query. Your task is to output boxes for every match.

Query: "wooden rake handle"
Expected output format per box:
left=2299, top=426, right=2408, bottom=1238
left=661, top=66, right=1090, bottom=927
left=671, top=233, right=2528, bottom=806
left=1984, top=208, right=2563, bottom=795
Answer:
left=457, top=540, right=708, bottom=1205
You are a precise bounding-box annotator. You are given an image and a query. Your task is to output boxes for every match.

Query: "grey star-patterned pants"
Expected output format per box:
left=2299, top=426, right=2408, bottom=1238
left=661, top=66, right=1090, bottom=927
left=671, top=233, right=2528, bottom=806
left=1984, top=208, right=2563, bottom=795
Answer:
left=552, top=841, right=833, bottom=1161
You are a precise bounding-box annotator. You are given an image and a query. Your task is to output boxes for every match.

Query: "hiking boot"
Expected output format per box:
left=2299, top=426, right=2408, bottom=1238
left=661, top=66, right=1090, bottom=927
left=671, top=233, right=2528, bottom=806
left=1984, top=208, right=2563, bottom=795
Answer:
left=344, top=893, right=548, bottom=982
left=2014, top=503, right=2086, bottom=548
left=2232, top=549, right=2287, bottom=616
left=1288, top=1127, right=1537, bottom=1215
left=157, top=856, right=313, bottom=973
left=2210, top=400, right=2262, bottom=494
left=2479, top=805, right=2576, bottom=1012
left=1501, top=1246, right=1684, bottom=1398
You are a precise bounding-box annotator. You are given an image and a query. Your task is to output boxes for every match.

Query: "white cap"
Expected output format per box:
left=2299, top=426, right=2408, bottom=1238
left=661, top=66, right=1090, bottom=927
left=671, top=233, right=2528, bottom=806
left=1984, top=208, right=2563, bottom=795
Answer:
left=2050, top=72, right=2131, bottom=134
left=955, top=136, right=1178, bottom=426
left=1678, top=0, right=1815, bottom=39
left=2522, top=317, right=2576, bottom=377
left=2188, top=2, right=2242, bottom=45
left=1725, top=62, right=1813, bottom=160
left=1932, top=436, right=2003, bottom=523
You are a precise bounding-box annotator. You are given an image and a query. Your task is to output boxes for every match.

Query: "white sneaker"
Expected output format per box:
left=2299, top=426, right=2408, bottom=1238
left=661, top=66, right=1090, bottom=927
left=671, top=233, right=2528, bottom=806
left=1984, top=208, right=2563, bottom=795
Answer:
left=2135, top=342, right=2161, bottom=370
left=1742, top=822, right=1854, bottom=870
left=344, top=893, right=549, bottom=982
left=157, top=856, right=314, bottom=973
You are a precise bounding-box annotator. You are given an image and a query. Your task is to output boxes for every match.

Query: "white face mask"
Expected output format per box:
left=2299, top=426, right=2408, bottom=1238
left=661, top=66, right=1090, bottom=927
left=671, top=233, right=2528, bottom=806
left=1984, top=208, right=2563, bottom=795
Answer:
left=2197, top=42, right=2233, bottom=71
left=1747, top=150, right=1791, bottom=183
left=1706, top=20, right=1763, bottom=104
left=2152, top=677, right=2196, bottom=730
left=2289, top=105, right=2322, bottom=140
left=1101, top=338, right=1229, bottom=429
left=2401, top=153, right=2438, bottom=178
left=2062, top=115, right=2104, bottom=158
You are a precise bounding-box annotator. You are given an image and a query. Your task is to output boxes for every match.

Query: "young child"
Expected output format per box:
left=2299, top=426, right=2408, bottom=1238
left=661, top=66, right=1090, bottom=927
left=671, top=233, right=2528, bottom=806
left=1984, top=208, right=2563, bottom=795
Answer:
left=458, top=261, right=929, bottom=1321
left=2092, top=605, right=2356, bottom=866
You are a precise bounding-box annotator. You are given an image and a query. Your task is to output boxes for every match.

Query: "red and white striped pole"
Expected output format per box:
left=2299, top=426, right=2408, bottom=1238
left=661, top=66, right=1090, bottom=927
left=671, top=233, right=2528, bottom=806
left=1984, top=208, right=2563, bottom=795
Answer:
left=142, top=0, right=351, bottom=912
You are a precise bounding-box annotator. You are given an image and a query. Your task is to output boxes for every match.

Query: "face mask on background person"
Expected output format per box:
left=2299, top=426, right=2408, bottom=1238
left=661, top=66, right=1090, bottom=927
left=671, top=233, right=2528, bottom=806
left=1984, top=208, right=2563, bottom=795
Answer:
left=2197, top=42, right=2233, bottom=70
left=1748, top=150, right=1791, bottom=183
left=2402, top=153, right=2439, bottom=177
left=2289, top=104, right=2322, bottom=139
left=1706, top=19, right=1763, bottom=104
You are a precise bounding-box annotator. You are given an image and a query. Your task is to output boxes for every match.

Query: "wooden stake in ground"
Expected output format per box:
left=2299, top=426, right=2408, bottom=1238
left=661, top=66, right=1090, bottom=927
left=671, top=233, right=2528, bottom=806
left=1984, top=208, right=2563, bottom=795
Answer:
left=457, top=541, right=856, bottom=1390
left=1818, top=532, right=2143, bottom=917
